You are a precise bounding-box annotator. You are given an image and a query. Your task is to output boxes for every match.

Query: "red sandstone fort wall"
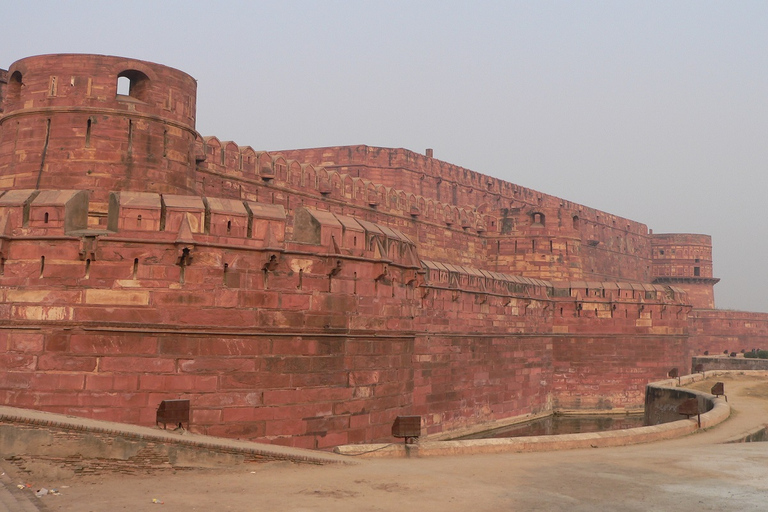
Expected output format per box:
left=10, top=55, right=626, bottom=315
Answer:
left=689, top=310, right=768, bottom=357
left=0, top=53, right=764, bottom=447
left=277, top=146, right=654, bottom=284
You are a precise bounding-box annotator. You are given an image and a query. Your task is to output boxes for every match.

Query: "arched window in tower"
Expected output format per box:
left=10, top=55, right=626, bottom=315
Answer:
left=7, top=71, right=22, bottom=102
left=572, top=215, right=579, bottom=230
left=532, top=212, right=545, bottom=226
left=116, top=70, right=150, bottom=101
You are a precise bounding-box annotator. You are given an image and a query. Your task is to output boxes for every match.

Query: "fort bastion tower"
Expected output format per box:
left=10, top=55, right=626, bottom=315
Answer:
left=0, top=54, right=198, bottom=224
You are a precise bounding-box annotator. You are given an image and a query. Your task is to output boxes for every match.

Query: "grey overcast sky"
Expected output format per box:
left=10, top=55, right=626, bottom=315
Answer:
left=4, top=1, right=767, bottom=312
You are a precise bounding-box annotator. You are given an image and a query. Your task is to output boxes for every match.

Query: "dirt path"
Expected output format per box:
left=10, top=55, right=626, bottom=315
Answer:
left=7, top=375, right=768, bottom=512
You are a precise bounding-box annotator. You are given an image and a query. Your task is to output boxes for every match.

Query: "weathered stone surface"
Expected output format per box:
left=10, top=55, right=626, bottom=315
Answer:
left=0, top=53, right=763, bottom=448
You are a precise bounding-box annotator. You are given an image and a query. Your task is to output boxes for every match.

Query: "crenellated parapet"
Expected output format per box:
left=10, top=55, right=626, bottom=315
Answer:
left=274, top=145, right=655, bottom=283
left=0, top=68, right=7, bottom=112
left=194, top=137, right=654, bottom=282
left=194, top=137, right=493, bottom=237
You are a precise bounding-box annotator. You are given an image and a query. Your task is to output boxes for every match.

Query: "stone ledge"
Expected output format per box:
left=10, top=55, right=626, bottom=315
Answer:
left=335, top=371, right=744, bottom=458
left=0, top=405, right=350, bottom=468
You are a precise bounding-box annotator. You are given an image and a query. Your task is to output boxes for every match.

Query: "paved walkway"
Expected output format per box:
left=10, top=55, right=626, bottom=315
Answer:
left=0, top=465, right=44, bottom=512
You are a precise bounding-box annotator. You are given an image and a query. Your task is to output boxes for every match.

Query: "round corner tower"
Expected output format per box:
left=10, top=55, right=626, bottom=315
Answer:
left=651, top=233, right=719, bottom=309
left=0, top=54, right=198, bottom=202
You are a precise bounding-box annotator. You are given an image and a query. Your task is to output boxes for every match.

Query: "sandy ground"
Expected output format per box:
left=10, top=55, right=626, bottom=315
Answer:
left=5, top=375, right=768, bottom=512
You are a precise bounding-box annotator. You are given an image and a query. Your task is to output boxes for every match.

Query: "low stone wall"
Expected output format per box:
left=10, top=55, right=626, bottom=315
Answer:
left=644, top=384, right=712, bottom=426
left=335, top=371, right=734, bottom=458
left=0, top=406, right=347, bottom=473
left=692, top=356, right=768, bottom=373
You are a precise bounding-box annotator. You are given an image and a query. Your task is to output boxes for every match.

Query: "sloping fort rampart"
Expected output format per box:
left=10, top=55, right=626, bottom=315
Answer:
left=0, top=54, right=762, bottom=449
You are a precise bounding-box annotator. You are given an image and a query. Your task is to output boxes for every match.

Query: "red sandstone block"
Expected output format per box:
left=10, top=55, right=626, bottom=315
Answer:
left=31, top=373, right=85, bottom=390
left=157, top=337, right=201, bottom=356
left=238, top=290, right=280, bottom=309
left=138, top=405, right=165, bottom=425
left=100, top=356, right=176, bottom=373
left=113, top=374, right=140, bottom=391
left=270, top=435, right=316, bottom=450
left=189, top=391, right=262, bottom=408
left=0, top=354, right=36, bottom=370
left=280, top=294, right=311, bottom=310
left=214, top=289, right=239, bottom=308
left=165, top=336, right=271, bottom=359
left=19, top=391, right=80, bottom=407
left=152, top=291, right=215, bottom=308
left=263, top=387, right=353, bottom=406
left=311, top=294, right=357, bottom=313
left=114, top=407, right=142, bottom=424
left=193, top=376, right=219, bottom=392
left=258, top=310, right=305, bottom=328
left=179, top=357, right=257, bottom=373
left=315, top=431, right=349, bottom=449
left=219, top=371, right=291, bottom=390
left=348, top=354, right=398, bottom=370
left=221, top=406, right=275, bottom=422
left=139, top=374, right=191, bottom=391
left=304, top=313, right=347, bottom=330
left=266, top=274, right=300, bottom=291
left=369, top=422, right=396, bottom=441
left=85, top=374, right=114, bottom=391
left=70, top=334, right=158, bottom=355
left=265, top=418, right=306, bottom=436
left=169, top=308, right=258, bottom=327
left=205, top=422, right=266, bottom=439
left=271, top=338, right=318, bottom=356
left=316, top=338, right=345, bottom=355
left=305, top=415, right=349, bottom=434
left=45, top=333, right=70, bottom=352
left=8, top=333, right=44, bottom=352
left=271, top=403, right=334, bottom=421
left=221, top=407, right=257, bottom=422
left=290, top=372, right=348, bottom=388
left=71, top=407, right=127, bottom=423
left=0, top=372, right=32, bottom=390
left=37, top=354, right=97, bottom=372
left=347, top=428, right=369, bottom=444
left=192, top=408, right=222, bottom=424
left=373, top=381, right=409, bottom=398
left=78, top=392, right=147, bottom=408
left=332, top=399, right=370, bottom=416
left=370, top=396, right=409, bottom=413
left=208, top=338, right=273, bottom=357
left=349, top=413, right=370, bottom=429
left=74, top=306, right=163, bottom=325
left=348, top=371, right=380, bottom=387
left=260, top=356, right=310, bottom=373
left=310, top=356, right=346, bottom=372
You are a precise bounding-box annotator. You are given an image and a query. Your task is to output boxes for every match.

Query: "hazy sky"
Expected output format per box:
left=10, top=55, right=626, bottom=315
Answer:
left=4, top=1, right=768, bottom=312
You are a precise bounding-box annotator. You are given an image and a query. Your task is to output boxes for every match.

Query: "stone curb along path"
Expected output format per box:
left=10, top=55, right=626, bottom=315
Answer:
left=0, top=405, right=351, bottom=472
left=335, top=370, right=741, bottom=458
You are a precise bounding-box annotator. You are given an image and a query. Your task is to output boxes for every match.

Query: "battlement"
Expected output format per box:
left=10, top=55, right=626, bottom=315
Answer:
left=0, top=68, right=7, bottom=113
left=195, top=138, right=662, bottom=284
